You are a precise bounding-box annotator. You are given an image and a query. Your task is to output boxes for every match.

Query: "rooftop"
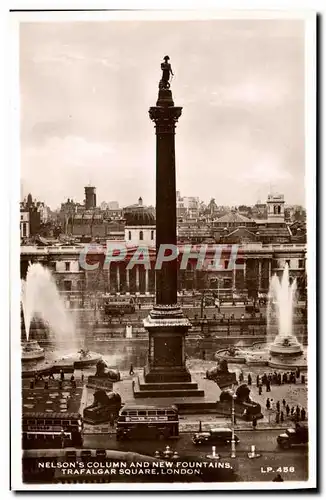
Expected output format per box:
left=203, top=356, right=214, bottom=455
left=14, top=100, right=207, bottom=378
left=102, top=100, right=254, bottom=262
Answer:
left=215, top=212, right=253, bottom=224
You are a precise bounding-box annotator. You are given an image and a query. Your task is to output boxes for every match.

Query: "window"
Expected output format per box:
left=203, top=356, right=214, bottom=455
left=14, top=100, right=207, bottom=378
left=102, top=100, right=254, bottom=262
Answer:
left=151, top=230, right=154, bottom=240
left=138, top=410, right=146, bottom=416
left=22, top=223, right=27, bottom=237
left=63, top=280, right=72, bottom=291
left=286, top=260, right=290, bottom=268
left=299, top=259, right=304, bottom=268
left=128, top=231, right=131, bottom=240
left=65, top=262, right=71, bottom=271
left=139, top=230, right=144, bottom=240
left=224, top=260, right=229, bottom=270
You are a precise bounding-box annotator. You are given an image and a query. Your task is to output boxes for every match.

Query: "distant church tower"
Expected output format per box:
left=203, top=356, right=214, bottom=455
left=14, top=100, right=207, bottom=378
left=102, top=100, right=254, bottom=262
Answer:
left=267, top=193, right=285, bottom=223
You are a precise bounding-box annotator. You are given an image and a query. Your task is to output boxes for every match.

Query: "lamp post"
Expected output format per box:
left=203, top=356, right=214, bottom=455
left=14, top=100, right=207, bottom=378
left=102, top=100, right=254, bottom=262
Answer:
left=230, top=388, right=237, bottom=459
left=200, top=291, right=206, bottom=318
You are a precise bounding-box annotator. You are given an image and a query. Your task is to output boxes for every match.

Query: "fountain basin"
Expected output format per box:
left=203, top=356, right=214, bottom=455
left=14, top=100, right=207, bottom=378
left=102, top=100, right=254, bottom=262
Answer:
left=215, top=340, right=307, bottom=370
left=269, top=336, right=303, bottom=356
left=21, top=341, right=45, bottom=362
left=62, top=351, right=102, bottom=368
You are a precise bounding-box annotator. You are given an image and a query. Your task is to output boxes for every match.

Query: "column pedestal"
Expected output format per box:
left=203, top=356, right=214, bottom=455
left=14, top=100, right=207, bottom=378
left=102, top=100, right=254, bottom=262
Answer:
left=134, top=307, right=204, bottom=397
left=143, top=305, right=191, bottom=383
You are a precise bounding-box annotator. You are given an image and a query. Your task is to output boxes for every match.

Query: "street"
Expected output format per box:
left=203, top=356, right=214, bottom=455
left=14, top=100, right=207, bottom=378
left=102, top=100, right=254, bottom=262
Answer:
left=83, top=429, right=308, bottom=482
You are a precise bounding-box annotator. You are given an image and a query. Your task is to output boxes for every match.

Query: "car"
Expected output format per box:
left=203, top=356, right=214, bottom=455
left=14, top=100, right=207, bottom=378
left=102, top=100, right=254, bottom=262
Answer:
left=192, top=428, right=240, bottom=446
left=245, top=304, right=260, bottom=314
left=95, top=449, right=107, bottom=459
left=277, top=424, right=308, bottom=449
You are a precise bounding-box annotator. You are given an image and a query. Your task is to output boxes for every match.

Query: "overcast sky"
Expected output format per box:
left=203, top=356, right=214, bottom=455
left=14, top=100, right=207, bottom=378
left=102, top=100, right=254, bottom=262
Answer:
left=20, top=19, right=305, bottom=210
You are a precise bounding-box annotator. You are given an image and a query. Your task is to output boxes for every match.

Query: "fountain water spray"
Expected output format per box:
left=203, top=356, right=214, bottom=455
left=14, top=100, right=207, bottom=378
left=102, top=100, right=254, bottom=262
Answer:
left=268, top=263, right=303, bottom=356
left=21, top=263, right=78, bottom=351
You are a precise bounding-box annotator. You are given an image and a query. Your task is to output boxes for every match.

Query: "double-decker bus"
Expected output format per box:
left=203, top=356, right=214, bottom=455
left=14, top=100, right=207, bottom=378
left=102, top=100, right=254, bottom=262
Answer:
left=102, top=295, right=136, bottom=316
left=22, top=412, right=83, bottom=449
left=116, top=405, right=179, bottom=441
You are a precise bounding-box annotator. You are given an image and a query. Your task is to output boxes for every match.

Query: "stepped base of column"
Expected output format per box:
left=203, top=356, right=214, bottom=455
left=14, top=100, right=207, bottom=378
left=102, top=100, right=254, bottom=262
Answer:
left=133, top=373, right=205, bottom=398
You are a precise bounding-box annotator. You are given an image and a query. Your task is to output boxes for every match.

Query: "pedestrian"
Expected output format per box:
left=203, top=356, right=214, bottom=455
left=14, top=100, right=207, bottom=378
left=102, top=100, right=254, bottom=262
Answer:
left=256, top=375, right=260, bottom=387
left=81, top=371, right=84, bottom=382
left=60, top=369, right=64, bottom=381
left=301, top=408, right=306, bottom=421
left=248, top=373, right=252, bottom=386
left=70, top=374, right=75, bottom=383
left=252, top=417, right=257, bottom=430
left=282, top=399, right=286, bottom=407
left=273, top=473, right=284, bottom=482
left=30, top=379, right=34, bottom=389
left=258, top=384, right=263, bottom=395
left=129, top=364, right=134, bottom=376
left=202, top=350, right=206, bottom=360
left=296, top=406, right=300, bottom=420
left=266, top=398, right=271, bottom=410
left=291, top=407, right=294, bottom=416
left=283, top=373, right=287, bottom=384
left=296, top=367, right=301, bottom=378
left=280, top=411, right=284, bottom=422
left=276, top=400, right=280, bottom=413
left=286, top=404, right=290, bottom=417
left=266, top=380, right=271, bottom=392
left=199, top=420, right=202, bottom=432
left=275, top=412, right=280, bottom=424
left=278, top=373, right=282, bottom=385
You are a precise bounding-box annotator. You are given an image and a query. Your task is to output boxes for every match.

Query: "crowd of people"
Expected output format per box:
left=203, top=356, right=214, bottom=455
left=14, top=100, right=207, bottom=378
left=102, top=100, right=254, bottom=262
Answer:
left=29, top=369, right=83, bottom=390
left=238, top=367, right=305, bottom=395
left=265, top=398, right=307, bottom=423
left=237, top=366, right=307, bottom=427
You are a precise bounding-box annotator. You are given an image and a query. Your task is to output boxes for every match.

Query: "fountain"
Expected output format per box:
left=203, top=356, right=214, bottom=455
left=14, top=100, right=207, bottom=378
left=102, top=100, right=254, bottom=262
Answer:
left=21, top=263, right=101, bottom=369
left=21, top=277, right=44, bottom=361
left=268, top=264, right=303, bottom=357
left=214, top=264, right=307, bottom=370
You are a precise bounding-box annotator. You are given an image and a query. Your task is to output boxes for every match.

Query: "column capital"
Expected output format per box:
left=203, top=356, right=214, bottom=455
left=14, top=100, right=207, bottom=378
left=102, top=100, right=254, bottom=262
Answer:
left=149, top=105, right=182, bottom=134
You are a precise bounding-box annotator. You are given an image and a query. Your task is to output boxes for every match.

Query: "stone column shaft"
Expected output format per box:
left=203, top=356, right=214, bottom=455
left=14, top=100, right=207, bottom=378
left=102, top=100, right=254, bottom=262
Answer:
left=258, top=260, right=262, bottom=291
left=150, top=103, right=182, bottom=305
left=145, top=269, right=149, bottom=293
left=116, top=265, right=120, bottom=292
left=135, top=266, right=140, bottom=291
left=126, top=268, right=130, bottom=291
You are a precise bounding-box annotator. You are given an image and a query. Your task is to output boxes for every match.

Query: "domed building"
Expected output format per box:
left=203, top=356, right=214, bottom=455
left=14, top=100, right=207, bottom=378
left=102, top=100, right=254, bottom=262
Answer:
left=124, top=197, right=156, bottom=246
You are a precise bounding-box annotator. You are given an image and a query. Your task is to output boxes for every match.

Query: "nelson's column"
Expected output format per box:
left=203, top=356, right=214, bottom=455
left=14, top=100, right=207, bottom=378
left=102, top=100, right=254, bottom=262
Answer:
left=133, top=56, right=204, bottom=398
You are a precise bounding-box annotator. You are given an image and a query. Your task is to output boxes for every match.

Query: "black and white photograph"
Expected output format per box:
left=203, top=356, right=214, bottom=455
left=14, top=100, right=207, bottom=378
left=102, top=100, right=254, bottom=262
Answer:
left=10, top=8, right=316, bottom=491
